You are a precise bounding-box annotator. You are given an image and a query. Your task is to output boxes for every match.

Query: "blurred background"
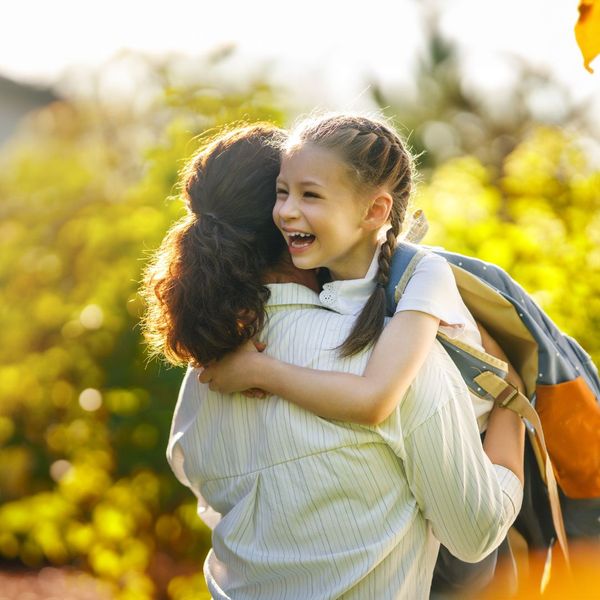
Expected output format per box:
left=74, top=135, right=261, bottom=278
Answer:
left=1, top=1, right=599, bottom=598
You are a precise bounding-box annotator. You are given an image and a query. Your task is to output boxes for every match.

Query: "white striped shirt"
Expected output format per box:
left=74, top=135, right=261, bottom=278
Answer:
left=167, top=283, right=522, bottom=600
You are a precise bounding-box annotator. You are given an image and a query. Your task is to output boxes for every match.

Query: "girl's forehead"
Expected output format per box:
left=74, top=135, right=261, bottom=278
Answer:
left=280, top=143, right=348, bottom=180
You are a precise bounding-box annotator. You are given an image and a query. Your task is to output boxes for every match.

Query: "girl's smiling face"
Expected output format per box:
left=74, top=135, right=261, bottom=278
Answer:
left=273, top=143, right=380, bottom=281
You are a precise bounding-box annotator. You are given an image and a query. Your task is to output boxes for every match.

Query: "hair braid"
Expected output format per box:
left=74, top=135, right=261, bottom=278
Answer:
left=376, top=221, right=400, bottom=288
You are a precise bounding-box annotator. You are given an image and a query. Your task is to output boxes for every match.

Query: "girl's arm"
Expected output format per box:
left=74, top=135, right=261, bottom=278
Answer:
left=201, top=253, right=521, bottom=426
left=202, top=249, right=526, bottom=429
left=201, top=316, right=525, bottom=428
left=201, top=316, right=525, bottom=485
left=200, top=309, right=440, bottom=426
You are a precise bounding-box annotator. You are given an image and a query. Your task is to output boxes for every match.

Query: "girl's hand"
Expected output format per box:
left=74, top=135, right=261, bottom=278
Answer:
left=198, top=340, right=268, bottom=396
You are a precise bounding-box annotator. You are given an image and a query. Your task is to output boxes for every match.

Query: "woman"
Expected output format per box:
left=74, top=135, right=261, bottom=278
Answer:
left=142, top=123, right=524, bottom=600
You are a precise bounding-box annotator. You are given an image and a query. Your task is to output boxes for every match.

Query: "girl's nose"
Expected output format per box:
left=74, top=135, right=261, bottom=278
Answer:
left=277, top=195, right=300, bottom=221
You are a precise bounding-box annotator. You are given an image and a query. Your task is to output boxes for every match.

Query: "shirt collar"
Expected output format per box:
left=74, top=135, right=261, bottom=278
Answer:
left=319, top=246, right=380, bottom=316
left=266, top=283, right=323, bottom=308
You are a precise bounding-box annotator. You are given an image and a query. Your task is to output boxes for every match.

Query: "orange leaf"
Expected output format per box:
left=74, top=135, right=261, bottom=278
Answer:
left=575, top=0, right=600, bottom=72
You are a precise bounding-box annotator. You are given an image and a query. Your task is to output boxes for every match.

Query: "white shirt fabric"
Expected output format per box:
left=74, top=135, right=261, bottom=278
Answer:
left=320, top=249, right=492, bottom=431
left=167, top=283, right=522, bottom=600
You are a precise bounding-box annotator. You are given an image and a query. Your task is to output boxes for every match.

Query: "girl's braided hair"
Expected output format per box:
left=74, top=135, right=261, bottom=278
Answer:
left=287, top=114, right=414, bottom=356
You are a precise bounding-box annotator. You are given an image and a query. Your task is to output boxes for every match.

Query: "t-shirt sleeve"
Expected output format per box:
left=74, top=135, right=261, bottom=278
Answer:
left=394, top=252, right=467, bottom=338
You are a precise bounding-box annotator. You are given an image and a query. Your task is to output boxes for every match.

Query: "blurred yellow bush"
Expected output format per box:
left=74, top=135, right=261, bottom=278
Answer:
left=0, top=54, right=598, bottom=598
left=0, top=59, right=283, bottom=598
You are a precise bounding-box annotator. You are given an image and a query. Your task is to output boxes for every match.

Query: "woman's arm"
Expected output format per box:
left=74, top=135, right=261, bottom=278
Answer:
left=200, top=310, right=440, bottom=426
left=394, top=345, right=523, bottom=563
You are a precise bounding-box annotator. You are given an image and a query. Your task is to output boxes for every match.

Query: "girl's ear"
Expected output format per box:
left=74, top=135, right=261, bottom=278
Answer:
left=362, top=192, right=393, bottom=230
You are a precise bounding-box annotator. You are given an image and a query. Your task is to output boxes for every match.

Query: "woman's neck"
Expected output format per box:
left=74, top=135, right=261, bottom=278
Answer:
left=262, top=254, right=320, bottom=293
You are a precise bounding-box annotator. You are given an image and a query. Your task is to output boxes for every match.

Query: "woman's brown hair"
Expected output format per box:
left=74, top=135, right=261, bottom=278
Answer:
left=142, top=124, right=287, bottom=366
left=287, top=114, right=414, bottom=357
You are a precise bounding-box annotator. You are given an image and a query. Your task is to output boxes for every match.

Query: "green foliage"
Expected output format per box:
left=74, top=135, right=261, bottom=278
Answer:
left=0, top=62, right=284, bottom=598
left=415, top=126, right=600, bottom=363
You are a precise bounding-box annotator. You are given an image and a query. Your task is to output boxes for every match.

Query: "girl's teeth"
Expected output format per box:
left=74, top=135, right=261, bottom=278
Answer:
left=289, top=232, right=315, bottom=248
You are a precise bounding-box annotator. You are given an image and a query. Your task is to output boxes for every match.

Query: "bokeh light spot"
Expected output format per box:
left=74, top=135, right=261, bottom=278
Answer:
left=80, top=304, right=104, bottom=330
left=49, top=459, right=72, bottom=482
left=78, top=388, right=103, bottom=412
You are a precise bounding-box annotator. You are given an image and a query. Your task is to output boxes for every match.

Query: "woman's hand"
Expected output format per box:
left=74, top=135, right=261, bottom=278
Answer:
left=198, top=340, right=268, bottom=397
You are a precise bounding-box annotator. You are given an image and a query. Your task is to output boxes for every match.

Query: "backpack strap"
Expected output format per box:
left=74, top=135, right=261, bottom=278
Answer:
left=386, top=243, right=430, bottom=315
left=437, top=331, right=509, bottom=399
left=387, top=241, right=572, bottom=580
left=394, top=248, right=429, bottom=304
left=474, top=371, right=571, bottom=571
left=389, top=246, right=510, bottom=397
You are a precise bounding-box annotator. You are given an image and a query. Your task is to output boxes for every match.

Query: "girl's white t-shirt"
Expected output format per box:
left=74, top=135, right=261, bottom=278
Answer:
left=319, top=249, right=492, bottom=431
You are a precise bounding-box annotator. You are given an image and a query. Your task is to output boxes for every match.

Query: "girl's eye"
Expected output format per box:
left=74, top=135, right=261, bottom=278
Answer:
left=276, top=188, right=288, bottom=195
left=304, top=191, right=321, bottom=199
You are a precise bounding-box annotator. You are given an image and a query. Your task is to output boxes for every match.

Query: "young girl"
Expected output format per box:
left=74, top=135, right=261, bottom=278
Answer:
left=201, top=113, right=524, bottom=477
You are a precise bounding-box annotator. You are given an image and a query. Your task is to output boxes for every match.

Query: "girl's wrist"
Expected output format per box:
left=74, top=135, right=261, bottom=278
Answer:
left=246, top=351, right=272, bottom=390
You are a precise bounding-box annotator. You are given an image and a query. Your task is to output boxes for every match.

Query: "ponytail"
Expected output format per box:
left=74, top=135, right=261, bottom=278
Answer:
left=142, top=125, right=286, bottom=366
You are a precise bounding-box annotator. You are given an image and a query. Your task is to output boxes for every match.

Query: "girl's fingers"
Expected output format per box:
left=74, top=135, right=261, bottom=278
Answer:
left=242, top=388, right=267, bottom=399
left=253, top=341, right=267, bottom=352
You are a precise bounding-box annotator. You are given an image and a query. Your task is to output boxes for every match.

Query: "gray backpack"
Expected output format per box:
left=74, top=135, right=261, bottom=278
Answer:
left=386, top=238, right=600, bottom=569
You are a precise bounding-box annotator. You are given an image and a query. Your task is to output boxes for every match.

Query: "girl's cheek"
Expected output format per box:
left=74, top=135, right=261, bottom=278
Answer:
left=272, top=201, right=280, bottom=222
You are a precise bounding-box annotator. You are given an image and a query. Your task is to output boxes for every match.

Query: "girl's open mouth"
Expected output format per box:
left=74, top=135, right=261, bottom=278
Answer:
left=288, top=232, right=316, bottom=249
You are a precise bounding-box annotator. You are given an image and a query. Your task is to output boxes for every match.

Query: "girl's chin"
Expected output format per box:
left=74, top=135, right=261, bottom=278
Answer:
left=289, top=252, right=318, bottom=270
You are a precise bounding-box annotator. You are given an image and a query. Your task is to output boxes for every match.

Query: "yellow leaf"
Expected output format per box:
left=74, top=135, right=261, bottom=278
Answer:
left=575, top=0, right=600, bottom=72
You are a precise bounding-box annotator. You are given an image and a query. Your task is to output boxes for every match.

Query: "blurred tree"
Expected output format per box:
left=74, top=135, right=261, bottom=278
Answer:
left=414, top=125, right=600, bottom=363
left=370, top=13, right=597, bottom=173
left=0, top=51, right=283, bottom=600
